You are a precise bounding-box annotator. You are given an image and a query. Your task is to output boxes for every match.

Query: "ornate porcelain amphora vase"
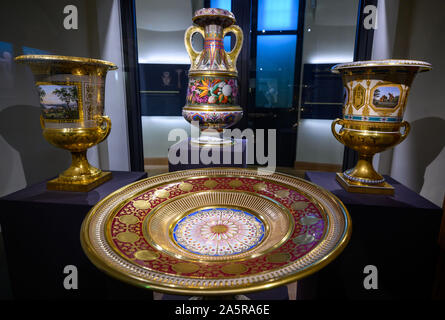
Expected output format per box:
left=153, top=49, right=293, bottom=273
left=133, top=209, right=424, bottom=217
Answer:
left=331, top=59, right=432, bottom=194
left=183, top=8, right=244, bottom=146
left=15, top=55, right=117, bottom=191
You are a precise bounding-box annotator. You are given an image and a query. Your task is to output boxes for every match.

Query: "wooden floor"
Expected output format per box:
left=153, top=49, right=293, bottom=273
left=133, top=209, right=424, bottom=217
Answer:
left=144, top=165, right=307, bottom=179
left=144, top=165, right=170, bottom=176
left=143, top=156, right=341, bottom=179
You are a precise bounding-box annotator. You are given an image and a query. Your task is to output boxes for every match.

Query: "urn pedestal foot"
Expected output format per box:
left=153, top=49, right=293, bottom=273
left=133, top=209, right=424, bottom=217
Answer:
left=190, top=135, right=235, bottom=147
left=335, top=172, right=394, bottom=195
left=47, top=171, right=112, bottom=192
left=46, top=150, right=112, bottom=192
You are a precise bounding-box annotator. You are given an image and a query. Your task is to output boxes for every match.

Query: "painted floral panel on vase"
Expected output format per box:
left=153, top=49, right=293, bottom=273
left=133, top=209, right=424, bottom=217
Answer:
left=187, top=77, right=238, bottom=105
left=372, top=86, right=400, bottom=109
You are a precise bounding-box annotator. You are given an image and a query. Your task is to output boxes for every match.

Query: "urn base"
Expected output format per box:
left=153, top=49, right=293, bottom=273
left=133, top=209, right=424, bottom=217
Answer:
left=47, top=171, right=112, bottom=192
left=335, top=173, right=394, bottom=195
left=190, top=135, right=235, bottom=147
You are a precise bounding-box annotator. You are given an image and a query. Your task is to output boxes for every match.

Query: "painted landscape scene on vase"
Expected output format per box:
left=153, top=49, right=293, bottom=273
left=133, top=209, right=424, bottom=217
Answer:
left=37, top=84, right=80, bottom=120
left=372, top=86, right=400, bottom=108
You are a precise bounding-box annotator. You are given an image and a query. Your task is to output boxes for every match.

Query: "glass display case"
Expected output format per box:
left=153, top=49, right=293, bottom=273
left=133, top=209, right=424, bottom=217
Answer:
left=0, top=0, right=444, bottom=304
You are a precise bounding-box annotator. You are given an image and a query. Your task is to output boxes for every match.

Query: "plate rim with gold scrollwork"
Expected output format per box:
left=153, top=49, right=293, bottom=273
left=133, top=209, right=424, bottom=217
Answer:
left=80, top=167, right=351, bottom=296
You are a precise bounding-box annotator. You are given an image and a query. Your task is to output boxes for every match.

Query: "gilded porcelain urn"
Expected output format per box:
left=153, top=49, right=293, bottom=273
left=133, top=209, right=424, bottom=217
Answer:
left=331, top=59, right=432, bottom=194
left=183, top=8, right=244, bottom=146
left=15, top=55, right=117, bottom=192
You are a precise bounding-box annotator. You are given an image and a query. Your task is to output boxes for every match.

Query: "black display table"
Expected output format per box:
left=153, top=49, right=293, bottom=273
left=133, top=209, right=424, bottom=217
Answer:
left=0, top=171, right=152, bottom=300
left=2, top=170, right=441, bottom=300
left=300, top=171, right=443, bottom=299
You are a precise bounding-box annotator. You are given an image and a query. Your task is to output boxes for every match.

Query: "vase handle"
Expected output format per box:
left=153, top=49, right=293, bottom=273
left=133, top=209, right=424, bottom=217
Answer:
left=184, top=26, right=205, bottom=69
left=96, top=115, right=112, bottom=142
left=40, top=115, right=46, bottom=129
left=331, top=118, right=345, bottom=144
left=223, top=25, right=244, bottom=69
left=399, top=121, right=411, bottom=143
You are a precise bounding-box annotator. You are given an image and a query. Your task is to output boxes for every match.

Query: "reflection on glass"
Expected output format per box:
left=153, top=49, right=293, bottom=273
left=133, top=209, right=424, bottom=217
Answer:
left=295, top=0, right=359, bottom=169
left=223, top=35, right=232, bottom=52
left=135, top=0, right=204, bottom=160
left=0, top=41, right=12, bottom=55
left=22, top=46, right=51, bottom=55
left=0, top=41, right=13, bottom=89
left=256, top=35, right=297, bottom=108
left=257, top=0, right=299, bottom=31
left=210, top=0, right=231, bottom=10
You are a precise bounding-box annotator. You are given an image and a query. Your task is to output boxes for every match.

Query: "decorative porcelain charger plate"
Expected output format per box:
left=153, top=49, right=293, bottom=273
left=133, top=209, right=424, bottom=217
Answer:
left=81, top=168, right=351, bottom=296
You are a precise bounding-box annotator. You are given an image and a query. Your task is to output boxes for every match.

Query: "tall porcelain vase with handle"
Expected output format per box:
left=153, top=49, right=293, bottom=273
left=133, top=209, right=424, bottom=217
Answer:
left=331, top=59, right=432, bottom=195
left=183, top=8, right=244, bottom=146
left=15, top=55, right=117, bottom=192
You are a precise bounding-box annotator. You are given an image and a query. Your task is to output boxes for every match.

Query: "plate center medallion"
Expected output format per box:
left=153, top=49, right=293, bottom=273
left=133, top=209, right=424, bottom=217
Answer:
left=210, top=224, right=229, bottom=234
left=172, top=207, right=265, bottom=257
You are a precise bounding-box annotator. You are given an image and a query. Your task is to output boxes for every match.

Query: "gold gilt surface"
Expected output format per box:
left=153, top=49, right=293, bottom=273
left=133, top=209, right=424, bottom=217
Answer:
left=14, top=54, right=116, bottom=192
left=331, top=59, right=432, bottom=73
left=14, top=54, right=117, bottom=75
left=81, top=168, right=351, bottom=296
left=331, top=59, right=431, bottom=192
left=142, top=191, right=293, bottom=262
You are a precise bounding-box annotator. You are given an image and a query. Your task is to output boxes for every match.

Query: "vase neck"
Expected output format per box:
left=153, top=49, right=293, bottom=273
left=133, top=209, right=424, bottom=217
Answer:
left=204, top=24, right=224, bottom=48
left=197, top=24, right=229, bottom=71
left=204, top=24, right=224, bottom=38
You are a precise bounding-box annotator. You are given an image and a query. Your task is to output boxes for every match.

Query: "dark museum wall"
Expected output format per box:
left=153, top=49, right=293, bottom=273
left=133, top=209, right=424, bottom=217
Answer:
left=372, top=0, right=445, bottom=207
left=0, top=0, right=130, bottom=198
left=0, top=0, right=443, bottom=206
left=390, top=0, right=445, bottom=207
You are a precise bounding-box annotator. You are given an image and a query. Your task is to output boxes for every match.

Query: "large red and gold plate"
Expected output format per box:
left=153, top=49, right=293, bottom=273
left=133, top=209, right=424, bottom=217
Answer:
left=81, top=168, right=351, bottom=296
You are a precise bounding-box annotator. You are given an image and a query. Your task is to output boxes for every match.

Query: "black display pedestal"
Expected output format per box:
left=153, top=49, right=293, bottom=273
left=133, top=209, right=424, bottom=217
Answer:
left=168, top=138, right=247, bottom=172
left=0, top=171, right=152, bottom=300
left=299, top=171, right=443, bottom=299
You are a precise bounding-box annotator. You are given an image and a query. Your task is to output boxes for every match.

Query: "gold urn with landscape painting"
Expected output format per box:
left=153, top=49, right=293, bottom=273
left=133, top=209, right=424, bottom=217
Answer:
left=14, top=55, right=117, bottom=192
left=331, top=59, right=432, bottom=195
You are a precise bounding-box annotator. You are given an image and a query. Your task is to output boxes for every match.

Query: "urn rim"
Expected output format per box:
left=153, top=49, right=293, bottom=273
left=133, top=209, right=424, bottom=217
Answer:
left=14, top=54, right=118, bottom=70
left=192, top=7, right=236, bottom=27
left=331, top=59, right=432, bottom=73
